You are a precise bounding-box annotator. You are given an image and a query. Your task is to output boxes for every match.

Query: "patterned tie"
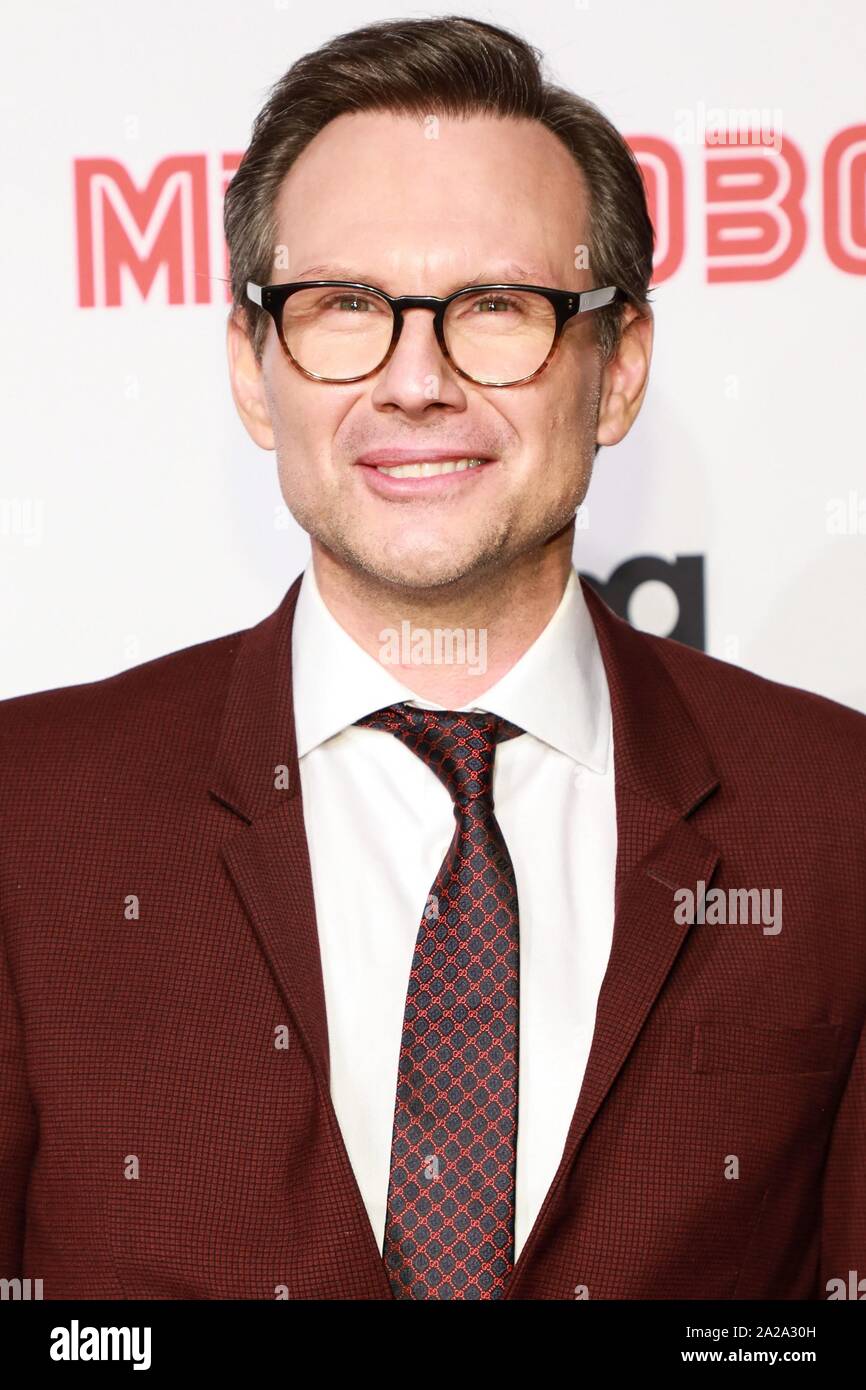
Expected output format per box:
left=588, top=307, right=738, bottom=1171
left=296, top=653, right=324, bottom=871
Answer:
left=354, top=701, right=525, bottom=1299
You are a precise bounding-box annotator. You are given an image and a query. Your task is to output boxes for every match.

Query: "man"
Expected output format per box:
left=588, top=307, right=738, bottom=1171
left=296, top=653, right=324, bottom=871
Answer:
left=1, top=15, right=864, bottom=1302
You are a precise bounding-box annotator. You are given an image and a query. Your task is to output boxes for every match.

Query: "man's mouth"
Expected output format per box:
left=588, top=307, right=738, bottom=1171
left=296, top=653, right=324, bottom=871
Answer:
left=372, top=457, right=487, bottom=478
left=353, top=448, right=497, bottom=496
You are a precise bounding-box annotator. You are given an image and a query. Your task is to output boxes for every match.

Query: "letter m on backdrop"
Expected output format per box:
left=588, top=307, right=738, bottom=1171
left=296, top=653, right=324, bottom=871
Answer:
left=75, top=156, right=210, bottom=306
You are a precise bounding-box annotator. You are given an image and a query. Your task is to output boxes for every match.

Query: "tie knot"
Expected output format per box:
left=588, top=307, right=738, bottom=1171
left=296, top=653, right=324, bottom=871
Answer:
left=355, top=702, right=524, bottom=808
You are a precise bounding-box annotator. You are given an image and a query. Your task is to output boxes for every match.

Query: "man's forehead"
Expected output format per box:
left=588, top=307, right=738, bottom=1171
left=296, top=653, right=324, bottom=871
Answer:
left=274, top=109, right=590, bottom=214
left=270, top=112, right=590, bottom=285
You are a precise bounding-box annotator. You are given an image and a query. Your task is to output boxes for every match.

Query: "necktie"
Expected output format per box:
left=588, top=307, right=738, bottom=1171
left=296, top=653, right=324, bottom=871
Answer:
left=354, top=701, right=525, bottom=1299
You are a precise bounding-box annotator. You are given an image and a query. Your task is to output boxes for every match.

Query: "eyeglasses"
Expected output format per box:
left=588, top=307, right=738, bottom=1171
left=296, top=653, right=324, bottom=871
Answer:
left=246, top=279, right=628, bottom=387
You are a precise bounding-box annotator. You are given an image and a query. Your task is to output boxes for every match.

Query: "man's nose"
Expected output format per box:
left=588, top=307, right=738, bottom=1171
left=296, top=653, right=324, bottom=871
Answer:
left=370, top=307, right=464, bottom=410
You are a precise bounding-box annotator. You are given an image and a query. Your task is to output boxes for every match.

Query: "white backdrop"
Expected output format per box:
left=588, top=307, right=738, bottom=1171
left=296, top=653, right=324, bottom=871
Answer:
left=1, top=0, right=864, bottom=709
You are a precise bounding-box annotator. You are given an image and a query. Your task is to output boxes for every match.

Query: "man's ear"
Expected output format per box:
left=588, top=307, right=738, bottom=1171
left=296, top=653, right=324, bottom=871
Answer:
left=226, top=310, right=275, bottom=450
left=595, top=304, right=654, bottom=449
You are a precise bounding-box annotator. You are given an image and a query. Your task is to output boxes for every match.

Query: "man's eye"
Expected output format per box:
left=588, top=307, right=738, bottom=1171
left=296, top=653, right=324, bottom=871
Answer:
left=324, top=295, right=375, bottom=312
left=469, top=295, right=522, bottom=314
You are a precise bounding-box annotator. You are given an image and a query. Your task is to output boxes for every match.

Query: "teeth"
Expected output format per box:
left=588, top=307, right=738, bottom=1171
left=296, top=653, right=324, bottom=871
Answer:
left=375, top=457, right=486, bottom=477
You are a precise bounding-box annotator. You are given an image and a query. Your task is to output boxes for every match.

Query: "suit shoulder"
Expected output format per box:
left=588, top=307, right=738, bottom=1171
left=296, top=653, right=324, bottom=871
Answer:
left=0, top=623, right=245, bottom=775
left=646, top=628, right=866, bottom=774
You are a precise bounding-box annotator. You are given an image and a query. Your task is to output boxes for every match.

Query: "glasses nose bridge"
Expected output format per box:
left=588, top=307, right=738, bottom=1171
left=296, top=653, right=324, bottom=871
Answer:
left=391, top=292, right=447, bottom=330
left=387, top=292, right=450, bottom=360
left=392, top=293, right=447, bottom=313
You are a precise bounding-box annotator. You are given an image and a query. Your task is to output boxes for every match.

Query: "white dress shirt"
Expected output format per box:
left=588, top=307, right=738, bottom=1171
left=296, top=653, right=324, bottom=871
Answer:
left=291, top=562, right=617, bottom=1262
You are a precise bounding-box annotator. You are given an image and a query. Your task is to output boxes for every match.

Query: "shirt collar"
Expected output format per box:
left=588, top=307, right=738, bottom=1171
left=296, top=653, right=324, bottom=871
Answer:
left=291, top=561, right=610, bottom=772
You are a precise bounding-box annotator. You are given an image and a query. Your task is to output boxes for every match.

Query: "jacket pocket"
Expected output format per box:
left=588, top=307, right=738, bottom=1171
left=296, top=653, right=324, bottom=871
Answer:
left=691, top=1021, right=844, bottom=1075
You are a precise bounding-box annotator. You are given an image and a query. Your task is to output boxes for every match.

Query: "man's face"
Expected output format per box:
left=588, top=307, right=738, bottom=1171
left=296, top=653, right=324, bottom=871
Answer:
left=231, top=111, right=643, bottom=592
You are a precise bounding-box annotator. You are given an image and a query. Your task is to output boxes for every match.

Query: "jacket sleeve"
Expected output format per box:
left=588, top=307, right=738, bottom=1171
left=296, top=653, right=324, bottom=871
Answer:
left=0, top=914, right=36, bottom=1278
left=819, top=1021, right=866, bottom=1297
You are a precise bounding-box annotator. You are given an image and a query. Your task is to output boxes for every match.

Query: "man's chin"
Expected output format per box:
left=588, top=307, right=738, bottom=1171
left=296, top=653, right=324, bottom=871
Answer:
left=324, top=534, right=503, bottom=594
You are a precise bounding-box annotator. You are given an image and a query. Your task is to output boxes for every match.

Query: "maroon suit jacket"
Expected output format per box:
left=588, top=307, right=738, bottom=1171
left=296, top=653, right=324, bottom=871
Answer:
left=1, top=575, right=864, bottom=1300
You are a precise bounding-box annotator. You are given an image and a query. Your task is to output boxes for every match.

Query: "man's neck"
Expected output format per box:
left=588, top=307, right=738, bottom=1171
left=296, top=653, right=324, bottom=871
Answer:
left=310, top=534, right=575, bottom=706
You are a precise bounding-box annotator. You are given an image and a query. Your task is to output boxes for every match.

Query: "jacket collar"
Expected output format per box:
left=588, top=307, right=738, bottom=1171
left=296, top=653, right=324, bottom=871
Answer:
left=209, top=571, right=719, bottom=829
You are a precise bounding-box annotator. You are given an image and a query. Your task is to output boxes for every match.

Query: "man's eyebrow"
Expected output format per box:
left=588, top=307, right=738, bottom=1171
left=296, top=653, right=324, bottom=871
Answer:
left=288, top=261, right=550, bottom=288
left=291, top=263, right=365, bottom=281
left=464, top=263, right=548, bottom=286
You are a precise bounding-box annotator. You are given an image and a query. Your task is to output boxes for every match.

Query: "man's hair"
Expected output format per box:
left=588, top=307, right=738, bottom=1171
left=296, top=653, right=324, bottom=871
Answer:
left=224, top=14, right=655, bottom=366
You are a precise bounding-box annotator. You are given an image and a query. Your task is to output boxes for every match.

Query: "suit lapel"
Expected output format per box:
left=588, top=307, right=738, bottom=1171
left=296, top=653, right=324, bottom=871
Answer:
left=208, top=570, right=722, bottom=1301
left=208, top=575, right=333, bottom=1092
left=504, top=578, right=722, bottom=1295
left=208, top=574, right=392, bottom=1297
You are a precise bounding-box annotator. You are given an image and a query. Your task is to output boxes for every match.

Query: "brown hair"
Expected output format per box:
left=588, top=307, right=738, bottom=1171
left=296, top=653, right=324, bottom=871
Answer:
left=224, top=13, right=655, bottom=365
